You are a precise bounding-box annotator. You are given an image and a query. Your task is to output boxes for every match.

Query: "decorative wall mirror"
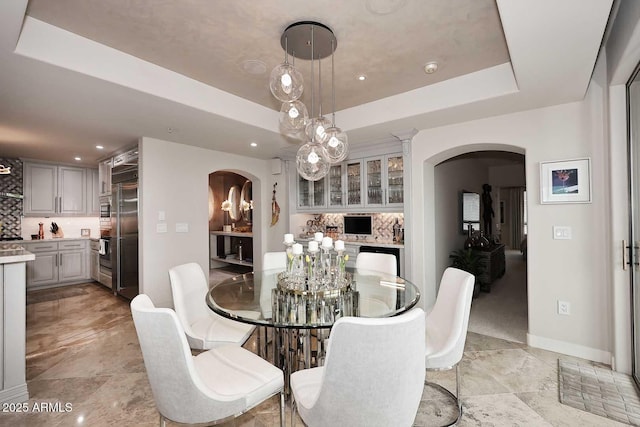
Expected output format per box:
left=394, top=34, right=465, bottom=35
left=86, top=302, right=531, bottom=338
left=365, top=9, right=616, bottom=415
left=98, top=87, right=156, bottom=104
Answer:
left=228, top=185, right=241, bottom=221
left=240, top=180, right=253, bottom=224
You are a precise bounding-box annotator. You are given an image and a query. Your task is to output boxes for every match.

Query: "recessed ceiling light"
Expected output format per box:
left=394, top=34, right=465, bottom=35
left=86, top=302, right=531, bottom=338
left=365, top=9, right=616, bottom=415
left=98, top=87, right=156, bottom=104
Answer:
left=250, top=142, right=258, bottom=147
left=365, top=0, right=407, bottom=15
left=424, top=62, right=438, bottom=74
left=74, top=156, right=81, bottom=161
left=241, top=59, right=267, bottom=75
left=357, top=74, right=367, bottom=81
left=96, top=145, right=104, bottom=150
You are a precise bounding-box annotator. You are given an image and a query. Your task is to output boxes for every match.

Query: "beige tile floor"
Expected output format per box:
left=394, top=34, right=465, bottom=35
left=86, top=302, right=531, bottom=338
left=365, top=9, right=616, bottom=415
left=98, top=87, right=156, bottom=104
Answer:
left=0, top=282, right=630, bottom=426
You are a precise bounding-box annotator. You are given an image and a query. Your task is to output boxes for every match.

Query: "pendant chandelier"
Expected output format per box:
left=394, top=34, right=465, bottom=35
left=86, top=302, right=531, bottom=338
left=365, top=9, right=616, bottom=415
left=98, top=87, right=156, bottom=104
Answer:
left=269, top=21, right=349, bottom=181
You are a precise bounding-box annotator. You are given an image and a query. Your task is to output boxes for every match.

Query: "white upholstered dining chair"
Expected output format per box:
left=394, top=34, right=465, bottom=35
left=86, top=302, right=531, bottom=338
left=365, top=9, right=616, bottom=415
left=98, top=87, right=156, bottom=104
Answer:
left=290, top=308, right=426, bottom=427
left=355, top=252, right=398, bottom=316
left=169, top=262, right=256, bottom=350
left=425, top=267, right=475, bottom=426
left=131, top=294, right=285, bottom=427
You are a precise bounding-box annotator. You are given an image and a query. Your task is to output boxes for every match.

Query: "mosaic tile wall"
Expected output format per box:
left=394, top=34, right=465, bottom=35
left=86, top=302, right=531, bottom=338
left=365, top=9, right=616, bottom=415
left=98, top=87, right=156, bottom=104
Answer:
left=0, top=158, right=23, bottom=238
left=315, top=213, right=404, bottom=242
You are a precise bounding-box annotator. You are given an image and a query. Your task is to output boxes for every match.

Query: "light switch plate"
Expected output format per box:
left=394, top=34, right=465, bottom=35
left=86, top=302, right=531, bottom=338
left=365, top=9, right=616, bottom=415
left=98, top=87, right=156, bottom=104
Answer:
left=156, top=223, right=167, bottom=233
left=158, top=211, right=166, bottom=221
left=553, top=226, right=572, bottom=240
left=176, top=222, right=189, bottom=233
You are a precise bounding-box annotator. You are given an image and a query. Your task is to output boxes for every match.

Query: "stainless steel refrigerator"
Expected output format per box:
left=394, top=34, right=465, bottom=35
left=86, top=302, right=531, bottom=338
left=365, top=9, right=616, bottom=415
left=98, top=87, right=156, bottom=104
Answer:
left=110, top=149, right=139, bottom=300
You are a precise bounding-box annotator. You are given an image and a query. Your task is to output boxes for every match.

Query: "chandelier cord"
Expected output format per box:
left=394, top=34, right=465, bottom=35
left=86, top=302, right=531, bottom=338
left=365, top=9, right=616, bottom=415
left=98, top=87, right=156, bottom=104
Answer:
left=318, top=51, right=323, bottom=118
left=310, top=25, right=315, bottom=120
left=331, top=39, right=336, bottom=127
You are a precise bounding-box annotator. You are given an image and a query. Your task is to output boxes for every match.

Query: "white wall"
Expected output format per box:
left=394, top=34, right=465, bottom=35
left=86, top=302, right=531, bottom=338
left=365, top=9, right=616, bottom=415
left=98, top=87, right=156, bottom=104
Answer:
left=139, top=137, right=276, bottom=307
left=433, top=158, right=487, bottom=285
left=489, top=164, right=526, bottom=188
left=410, top=83, right=611, bottom=362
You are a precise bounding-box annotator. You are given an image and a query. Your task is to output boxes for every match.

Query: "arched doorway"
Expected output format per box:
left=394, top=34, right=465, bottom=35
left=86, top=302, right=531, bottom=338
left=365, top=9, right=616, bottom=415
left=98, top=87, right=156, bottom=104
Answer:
left=208, top=170, right=258, bottom=283
left=430, top=148, right=528, bottom=343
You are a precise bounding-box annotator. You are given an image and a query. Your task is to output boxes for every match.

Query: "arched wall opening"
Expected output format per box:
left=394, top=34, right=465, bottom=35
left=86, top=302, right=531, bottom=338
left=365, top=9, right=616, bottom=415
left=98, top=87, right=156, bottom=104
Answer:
left=415, top=142, right=526, bottom=311
left=208, top=168, right=263, bottom=272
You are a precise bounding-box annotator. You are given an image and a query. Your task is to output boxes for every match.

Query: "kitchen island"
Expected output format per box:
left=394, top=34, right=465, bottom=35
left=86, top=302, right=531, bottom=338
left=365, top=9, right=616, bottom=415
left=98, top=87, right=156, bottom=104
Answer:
left=0, top=243, right=35, bottom=404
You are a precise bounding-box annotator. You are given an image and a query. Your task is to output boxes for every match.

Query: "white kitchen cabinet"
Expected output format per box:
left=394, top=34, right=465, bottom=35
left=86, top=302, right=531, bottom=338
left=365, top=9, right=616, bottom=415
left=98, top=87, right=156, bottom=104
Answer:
left=363, top=153, right=404, bottom=208
left=87, top=168, right=100, bottom=216
left=23, top=240, right=88, bottom=289
left=297, top=174, right=326, bottom=210
left=58, top=241, right=87, bottom=282
left=327, top=163, right=345, bottom=208
left=294, top=153, right=403, bottom=213
left=99, top=158, right=112, bottom=196
left=23, top=161, right=89, bottom=216
left=90, top=240, right=100, bottom=282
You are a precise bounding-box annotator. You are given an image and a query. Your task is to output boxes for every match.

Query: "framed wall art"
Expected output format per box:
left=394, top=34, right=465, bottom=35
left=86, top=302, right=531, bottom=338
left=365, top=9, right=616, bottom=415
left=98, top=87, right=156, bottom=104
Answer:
left=540, top=158, right=592, bottom=204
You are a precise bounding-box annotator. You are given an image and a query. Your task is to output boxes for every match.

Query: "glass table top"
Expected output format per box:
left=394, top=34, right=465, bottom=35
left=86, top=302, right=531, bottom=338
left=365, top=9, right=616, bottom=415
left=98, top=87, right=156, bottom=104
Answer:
left=206, top=267, right=420, bottom=329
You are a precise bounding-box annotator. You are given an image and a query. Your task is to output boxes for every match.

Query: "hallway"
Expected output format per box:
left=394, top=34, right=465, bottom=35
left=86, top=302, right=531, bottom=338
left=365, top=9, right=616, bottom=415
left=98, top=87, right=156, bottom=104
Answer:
left=468, top=249, right=528, bottom=343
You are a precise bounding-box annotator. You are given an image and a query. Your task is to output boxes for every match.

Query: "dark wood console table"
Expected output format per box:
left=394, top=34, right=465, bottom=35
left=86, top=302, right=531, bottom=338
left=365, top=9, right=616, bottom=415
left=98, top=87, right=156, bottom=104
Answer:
left=472, top=244, right=506, bottom=292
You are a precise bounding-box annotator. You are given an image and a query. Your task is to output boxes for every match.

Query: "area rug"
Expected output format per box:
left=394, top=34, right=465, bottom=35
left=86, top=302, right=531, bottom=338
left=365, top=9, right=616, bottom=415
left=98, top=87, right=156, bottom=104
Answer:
left=27, top=286, right=89, bottom=305
left=558, top=359, right=640, bottom=426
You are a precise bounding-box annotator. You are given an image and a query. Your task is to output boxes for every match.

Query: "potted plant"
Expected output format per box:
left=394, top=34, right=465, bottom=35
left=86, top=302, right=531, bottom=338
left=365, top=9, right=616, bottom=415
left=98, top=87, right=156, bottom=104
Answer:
left=449, top=248, right=486, bottom=297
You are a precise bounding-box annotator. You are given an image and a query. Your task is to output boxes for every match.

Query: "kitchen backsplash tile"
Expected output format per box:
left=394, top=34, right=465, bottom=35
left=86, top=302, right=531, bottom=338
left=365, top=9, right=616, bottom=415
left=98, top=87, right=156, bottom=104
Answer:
left=0, top=158, right=23, bottom=238
left=22, top=217, right=99, bottom=240
left=297, top=213, right=403, bottom=243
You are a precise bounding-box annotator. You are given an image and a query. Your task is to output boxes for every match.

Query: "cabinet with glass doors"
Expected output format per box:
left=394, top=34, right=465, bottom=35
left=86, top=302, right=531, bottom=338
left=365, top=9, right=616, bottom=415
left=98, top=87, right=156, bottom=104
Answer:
left=346, top=160, right=363, bottom=208
left=297, top=174, right=326, bottom=210
left=328, top=163, right=344, bottom=208
left=363, top=153, right=404, bottom=207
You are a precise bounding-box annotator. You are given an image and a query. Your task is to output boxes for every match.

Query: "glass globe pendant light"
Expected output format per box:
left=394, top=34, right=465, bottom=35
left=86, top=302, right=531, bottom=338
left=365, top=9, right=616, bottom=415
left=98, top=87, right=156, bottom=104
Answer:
left=269, top=37, right=304, bottom=102
left=324, top=126, right=349, bottom=162
left=296, top=142, right=330, bottom=181
left=270, top=22, right=348, bottom=181
left=323, top=41, right=348, bottom=162
left=279, top=100, right=309, bottom=133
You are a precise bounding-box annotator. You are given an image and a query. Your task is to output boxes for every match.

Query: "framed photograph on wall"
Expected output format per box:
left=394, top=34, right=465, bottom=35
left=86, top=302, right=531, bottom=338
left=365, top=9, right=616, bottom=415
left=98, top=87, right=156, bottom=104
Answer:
left=540, top=158, right=592, bottom=204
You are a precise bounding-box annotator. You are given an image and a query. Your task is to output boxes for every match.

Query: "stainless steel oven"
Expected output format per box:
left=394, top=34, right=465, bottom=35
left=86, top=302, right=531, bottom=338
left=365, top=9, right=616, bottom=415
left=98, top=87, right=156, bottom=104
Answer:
left=99, top=196, right=111, bottom=231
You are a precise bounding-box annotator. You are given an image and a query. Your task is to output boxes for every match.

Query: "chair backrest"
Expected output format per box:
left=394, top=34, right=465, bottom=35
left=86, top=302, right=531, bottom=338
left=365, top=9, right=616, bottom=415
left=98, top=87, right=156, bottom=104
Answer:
left=355, top=252, right=397, bottom=276
left=309, top=308, right=425, bottom=426
left=168, top=262, right=210, bottom=345
left=130, top=294, right=245, bottom=424
left=426, top=267, right=475, bottom=368
left=263, top=251, right=287, bottom=270
left=355, top=252, right=398, bottom=316
left=260, top=252, right=287, bottom=319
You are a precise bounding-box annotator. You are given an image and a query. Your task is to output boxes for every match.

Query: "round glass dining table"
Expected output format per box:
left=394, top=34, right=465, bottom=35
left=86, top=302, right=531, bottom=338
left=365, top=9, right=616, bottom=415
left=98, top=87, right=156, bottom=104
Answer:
left=206, top=267, right=421, bottom=328
left=206, top=267, right=420, bottom=393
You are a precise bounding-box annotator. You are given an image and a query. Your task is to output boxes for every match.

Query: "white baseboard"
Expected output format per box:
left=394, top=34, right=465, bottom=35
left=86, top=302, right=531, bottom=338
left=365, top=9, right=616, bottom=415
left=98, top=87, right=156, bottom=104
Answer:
left=0, top=383, right=29, bottom=404
left=527, top=333, right=611, bottom=365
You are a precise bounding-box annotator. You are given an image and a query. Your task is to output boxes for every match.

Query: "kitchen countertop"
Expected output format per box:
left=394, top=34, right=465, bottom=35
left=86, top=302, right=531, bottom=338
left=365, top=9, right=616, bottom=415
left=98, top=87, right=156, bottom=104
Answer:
left=295, top=237, right=404, bottom=249
left=20, top=237, right=92, bottom=243
left=0, top=243, right=35, bottom=264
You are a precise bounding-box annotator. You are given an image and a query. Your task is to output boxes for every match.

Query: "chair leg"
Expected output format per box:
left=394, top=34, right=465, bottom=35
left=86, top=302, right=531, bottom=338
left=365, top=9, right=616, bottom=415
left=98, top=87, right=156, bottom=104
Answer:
left=425, top=364, right=462, bottom=427
left=159, top=413, right=166, bottom=427
left=291, top=395, right=297, bottom=427
left=279, top=390, right=285, bottom=427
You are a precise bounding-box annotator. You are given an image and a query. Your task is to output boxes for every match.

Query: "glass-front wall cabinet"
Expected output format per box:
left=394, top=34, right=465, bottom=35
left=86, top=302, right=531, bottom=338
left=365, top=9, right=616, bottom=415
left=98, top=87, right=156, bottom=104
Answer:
left=365, top=157, right=383, bottom=206
left=328, top=164, right=344, bottom=208
left=346, top=161, right=363, bottom=208
left=297, top=174, right=326, bottom=210
left=295, top=153, right=402, bottom=212
left=386, top=154, right=404, bottom=206
left=364, top=154, right=404, bottom=207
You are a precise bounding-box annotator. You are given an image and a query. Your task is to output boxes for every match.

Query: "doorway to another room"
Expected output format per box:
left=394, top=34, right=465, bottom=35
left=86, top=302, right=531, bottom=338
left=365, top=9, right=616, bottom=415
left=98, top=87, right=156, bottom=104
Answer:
left=208, top=171, right=254, bottom=284
left=434, top=151, right=528, bottom=343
